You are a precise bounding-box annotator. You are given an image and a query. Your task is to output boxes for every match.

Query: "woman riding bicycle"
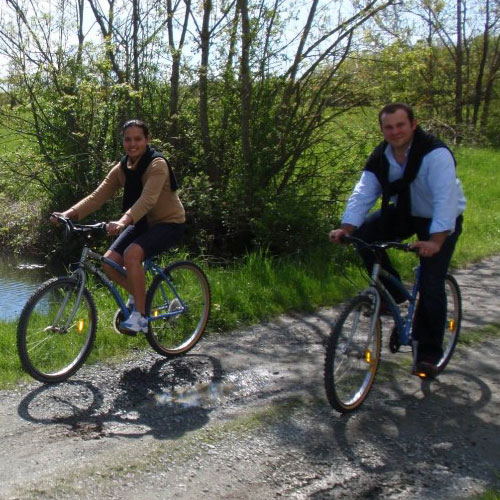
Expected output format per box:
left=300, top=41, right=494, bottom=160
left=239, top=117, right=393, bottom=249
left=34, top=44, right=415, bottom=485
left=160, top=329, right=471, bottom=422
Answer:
left=51, top=119, right=186, bottom=334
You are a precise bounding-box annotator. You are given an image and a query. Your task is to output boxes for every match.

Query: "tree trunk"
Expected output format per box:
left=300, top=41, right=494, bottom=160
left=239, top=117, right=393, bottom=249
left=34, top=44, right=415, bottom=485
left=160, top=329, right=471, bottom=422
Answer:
left=238, top=0, right=252, bottom=171
left=455, top=0, right=463, bottom=128
left=472, top=0, right=489, bottom=128
left=132, top=0, right=140, bottom=116
left=480, top=37, right=500, bottom=134
left=199, top=0, right=213, bottom=172
left=167, top=0, right=191, bottom=146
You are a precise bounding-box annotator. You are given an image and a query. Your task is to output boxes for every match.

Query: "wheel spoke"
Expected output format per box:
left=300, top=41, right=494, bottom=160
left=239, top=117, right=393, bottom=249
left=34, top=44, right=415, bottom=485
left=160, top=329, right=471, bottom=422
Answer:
left=325, top=295, right=381, bottom=413
left=17, top=278, right=96, bottom=383
left=146, top=261, right=210, bottom=356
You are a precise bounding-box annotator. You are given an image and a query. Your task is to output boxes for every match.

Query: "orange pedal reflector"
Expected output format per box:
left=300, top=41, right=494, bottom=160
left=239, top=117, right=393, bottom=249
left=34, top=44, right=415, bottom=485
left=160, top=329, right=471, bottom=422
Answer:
left=77, top=319, right=85, bottom=333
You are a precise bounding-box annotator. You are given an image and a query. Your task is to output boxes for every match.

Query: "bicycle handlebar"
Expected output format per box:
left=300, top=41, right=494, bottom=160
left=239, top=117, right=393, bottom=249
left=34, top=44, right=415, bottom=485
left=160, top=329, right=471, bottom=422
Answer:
left=52, top=214, right=107, bottom=236
left=340, top=234, right=419, bottom=253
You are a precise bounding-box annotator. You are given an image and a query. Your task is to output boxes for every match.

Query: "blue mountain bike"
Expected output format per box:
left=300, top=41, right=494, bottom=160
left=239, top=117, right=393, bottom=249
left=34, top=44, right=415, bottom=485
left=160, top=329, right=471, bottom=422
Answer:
left=324, top=235, right=462, bottom=413
left=17, top=216, right=211, bottom=383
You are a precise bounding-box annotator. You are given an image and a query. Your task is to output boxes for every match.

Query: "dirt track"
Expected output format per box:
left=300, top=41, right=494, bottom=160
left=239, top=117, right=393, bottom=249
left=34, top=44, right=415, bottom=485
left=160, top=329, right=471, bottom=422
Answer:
left=0, top=256, right=499, bottom=499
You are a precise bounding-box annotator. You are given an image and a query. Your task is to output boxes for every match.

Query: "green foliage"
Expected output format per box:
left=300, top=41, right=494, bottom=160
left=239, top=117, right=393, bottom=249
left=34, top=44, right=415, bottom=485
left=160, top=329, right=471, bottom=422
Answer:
left=483, top=103, right=500, bottom=146
left=474, top=490, right=500, bottom=500
left=0, top=0, right=499, bottom=259
left=0, top=195, right=44, bottom=254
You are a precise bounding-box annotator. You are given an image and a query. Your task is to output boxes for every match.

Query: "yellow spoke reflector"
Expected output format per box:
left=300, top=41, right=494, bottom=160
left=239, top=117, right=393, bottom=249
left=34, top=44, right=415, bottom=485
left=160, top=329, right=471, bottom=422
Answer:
left=365, top=350, right=372, bottom=363
left=77, top=319, right=85, bottom=333
left=448, top=319, right=456, bottom=331
left=154, top=309, right=159, bottom=317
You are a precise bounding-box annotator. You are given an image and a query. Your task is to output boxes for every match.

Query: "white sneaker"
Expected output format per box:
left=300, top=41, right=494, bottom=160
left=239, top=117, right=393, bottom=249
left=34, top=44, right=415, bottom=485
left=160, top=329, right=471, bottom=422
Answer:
left=119, top=311, right=148, bottom=334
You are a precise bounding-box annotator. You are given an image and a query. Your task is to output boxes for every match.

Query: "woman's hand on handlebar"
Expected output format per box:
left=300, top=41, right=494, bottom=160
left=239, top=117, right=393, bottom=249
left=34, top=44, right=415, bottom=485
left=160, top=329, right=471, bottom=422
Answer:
left=49, top=212, right=63, bottom=226
left=107, top=221, right=125, bottom=236
left=107, top=214, right=132, bottom=236
left=50, top=210, right=75, bottom=226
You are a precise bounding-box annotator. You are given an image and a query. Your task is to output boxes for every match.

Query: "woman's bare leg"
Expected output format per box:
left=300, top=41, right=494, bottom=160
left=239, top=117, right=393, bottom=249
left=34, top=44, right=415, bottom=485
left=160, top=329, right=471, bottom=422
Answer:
left=123, top=243, right=146, bottom=315
left=103, top=250, right=129, bottom=290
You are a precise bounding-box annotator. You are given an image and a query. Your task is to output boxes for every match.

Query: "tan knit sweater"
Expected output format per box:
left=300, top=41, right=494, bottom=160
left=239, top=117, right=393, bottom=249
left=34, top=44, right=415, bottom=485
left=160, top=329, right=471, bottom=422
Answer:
left=71, top=157, right=186, bottom=225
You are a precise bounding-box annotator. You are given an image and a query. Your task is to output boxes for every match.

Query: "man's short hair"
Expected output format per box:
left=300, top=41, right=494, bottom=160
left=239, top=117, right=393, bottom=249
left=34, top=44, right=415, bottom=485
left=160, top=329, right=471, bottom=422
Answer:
left=378, top=103, right=415, bottom=125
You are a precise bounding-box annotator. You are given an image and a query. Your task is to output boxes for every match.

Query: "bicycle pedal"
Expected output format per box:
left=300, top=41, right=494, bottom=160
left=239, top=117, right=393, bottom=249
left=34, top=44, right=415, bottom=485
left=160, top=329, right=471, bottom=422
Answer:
left=113, top=309, right=138, bottom=336
left=117, top=328, right=137, bottom=337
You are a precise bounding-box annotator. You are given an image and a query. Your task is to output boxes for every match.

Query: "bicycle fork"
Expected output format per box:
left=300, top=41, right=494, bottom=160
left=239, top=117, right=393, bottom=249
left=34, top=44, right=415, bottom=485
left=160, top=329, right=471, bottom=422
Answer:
left=50, top=270, right=87, bottom=334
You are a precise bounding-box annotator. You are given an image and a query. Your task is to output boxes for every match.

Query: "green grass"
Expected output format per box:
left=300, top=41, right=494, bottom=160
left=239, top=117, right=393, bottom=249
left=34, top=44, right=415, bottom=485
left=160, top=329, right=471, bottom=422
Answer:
left=0, top=320, right=25, bottom=387
left=452, top=148, right=500, bottom=263
left=460, top=323, right=500, bottom=346
left=207, top=246, right=365, bottom=332
left=474, top=490, right=500, bottom=500
left=1, top=146, right=500, bottom=388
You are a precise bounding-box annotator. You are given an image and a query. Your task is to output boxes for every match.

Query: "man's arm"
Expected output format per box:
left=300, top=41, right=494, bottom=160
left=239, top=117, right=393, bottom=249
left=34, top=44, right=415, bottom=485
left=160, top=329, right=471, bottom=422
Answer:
left=411, top=148, right=459, bottom=257
left=340, top=170, right=382, bottom=227
left=329, top=170, right=381, bottom=244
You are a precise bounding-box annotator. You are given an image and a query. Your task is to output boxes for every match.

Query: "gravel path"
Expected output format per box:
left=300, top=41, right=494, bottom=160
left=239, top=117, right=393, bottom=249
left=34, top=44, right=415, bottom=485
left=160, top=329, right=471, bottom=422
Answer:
left=0, top=256, right=499, bottom=499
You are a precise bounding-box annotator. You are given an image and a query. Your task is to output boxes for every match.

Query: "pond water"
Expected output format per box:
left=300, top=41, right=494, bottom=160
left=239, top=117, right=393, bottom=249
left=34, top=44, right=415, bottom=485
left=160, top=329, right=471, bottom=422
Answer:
left=0, top=253, right=58, bottom=321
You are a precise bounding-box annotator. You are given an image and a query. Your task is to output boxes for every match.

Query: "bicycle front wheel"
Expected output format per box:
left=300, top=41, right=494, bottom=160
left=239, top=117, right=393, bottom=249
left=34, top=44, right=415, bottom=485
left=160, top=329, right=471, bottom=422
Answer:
left=17, top=277, right=97, bottom=383
left=145, top=261, right=211, bottom=356
left=324, top=294, right=382, bottom=413
left=436, top=274, right=462, bottom=373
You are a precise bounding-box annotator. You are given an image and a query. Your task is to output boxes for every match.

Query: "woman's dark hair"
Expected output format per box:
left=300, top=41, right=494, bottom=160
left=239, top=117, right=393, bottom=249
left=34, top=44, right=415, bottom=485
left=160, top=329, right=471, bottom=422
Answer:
left=122, top=119, right=150, bottom=137
left=378, top=103, right=415, bottom=125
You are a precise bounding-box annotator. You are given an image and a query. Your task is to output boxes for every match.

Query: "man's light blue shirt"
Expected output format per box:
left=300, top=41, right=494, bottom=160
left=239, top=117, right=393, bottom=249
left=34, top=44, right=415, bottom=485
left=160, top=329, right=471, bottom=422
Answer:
left=341, top=145, right=466, bottom=234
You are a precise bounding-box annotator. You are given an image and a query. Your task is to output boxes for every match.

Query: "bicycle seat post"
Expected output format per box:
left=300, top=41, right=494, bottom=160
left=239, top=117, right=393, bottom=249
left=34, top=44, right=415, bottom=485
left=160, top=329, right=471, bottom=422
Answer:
left=370, top=262, right=381, bottom=285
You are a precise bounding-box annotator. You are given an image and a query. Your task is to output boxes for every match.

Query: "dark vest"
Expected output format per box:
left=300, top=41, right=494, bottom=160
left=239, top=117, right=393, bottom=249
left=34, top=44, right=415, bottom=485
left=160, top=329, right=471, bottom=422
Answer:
left=364, top=126, right=455, bottom=235
left=120, top=146, right=178, bottom=229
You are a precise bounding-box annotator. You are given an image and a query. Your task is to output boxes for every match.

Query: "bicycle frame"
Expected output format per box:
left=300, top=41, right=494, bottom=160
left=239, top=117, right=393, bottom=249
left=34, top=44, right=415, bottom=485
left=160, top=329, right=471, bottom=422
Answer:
left=372, top=263, right=421, bottom=346
left=360, top=261, right=422, bottom=372
left=68, top=243, right=188, bottom=324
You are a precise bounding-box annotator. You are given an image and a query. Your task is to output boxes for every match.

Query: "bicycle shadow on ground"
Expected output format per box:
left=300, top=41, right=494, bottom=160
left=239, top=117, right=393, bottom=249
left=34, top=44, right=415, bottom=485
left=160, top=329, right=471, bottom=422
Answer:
left=325, top=368, right=500, bottom=481
left=17, top=353, right=225, bottom=441
left=259, top=365, right=500, bottom=498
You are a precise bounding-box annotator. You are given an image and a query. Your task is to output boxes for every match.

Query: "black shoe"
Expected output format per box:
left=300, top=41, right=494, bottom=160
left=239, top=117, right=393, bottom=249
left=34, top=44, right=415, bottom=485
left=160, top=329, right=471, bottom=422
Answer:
left=414, top=361, right=439, bottom=379
left=378, top=303, right=392, bottom=316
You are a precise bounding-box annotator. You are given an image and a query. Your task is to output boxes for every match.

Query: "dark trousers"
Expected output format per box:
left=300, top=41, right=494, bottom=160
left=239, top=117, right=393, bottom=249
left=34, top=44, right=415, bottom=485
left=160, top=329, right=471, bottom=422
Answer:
left=353, top=206, right=463, bottom=363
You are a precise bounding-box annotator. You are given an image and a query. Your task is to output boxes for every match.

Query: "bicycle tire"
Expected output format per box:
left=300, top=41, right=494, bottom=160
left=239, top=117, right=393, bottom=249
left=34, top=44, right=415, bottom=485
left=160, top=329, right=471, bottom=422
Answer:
left=145, top=261, right=211, bottom=357
left=17, top=277, right=97, bottom=383
left=436, top=274, right=462, bottom=373
left=324, top=294, right=382, bottom=413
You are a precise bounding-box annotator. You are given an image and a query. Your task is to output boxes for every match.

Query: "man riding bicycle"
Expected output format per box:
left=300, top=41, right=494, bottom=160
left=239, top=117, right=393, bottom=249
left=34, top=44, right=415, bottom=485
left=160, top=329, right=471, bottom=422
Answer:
left=329, top=103, right=466, bottom=378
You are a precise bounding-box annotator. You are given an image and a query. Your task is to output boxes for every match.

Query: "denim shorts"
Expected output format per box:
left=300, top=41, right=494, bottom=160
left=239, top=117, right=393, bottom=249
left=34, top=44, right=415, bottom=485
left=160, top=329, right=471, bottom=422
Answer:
left=109, top=222, right=185, bottom=259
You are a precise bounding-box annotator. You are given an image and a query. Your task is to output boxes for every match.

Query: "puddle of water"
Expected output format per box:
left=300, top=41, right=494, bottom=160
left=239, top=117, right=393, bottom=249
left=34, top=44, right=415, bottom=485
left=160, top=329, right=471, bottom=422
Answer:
left=155, top=381, right=236, bottom=408
left=0, top=253, right=57, bottom=321
left=155, top=368, right=275, bottom=409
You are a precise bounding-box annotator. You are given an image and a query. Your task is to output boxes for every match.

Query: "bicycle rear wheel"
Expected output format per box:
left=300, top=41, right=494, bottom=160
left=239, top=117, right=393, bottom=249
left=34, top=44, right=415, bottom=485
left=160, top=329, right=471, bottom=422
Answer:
left=145, top=261, right=211, bottom=356
left=436, top=274, right=462, bottom=373
left=324, top=294, right=382, bottom=413
left=17, top=277, right=97, bottom=383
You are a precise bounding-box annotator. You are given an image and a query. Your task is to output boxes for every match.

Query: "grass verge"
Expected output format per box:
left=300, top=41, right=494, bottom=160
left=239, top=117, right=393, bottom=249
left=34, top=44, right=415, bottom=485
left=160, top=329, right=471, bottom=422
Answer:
left=475, top=490, right=500, bottom=500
